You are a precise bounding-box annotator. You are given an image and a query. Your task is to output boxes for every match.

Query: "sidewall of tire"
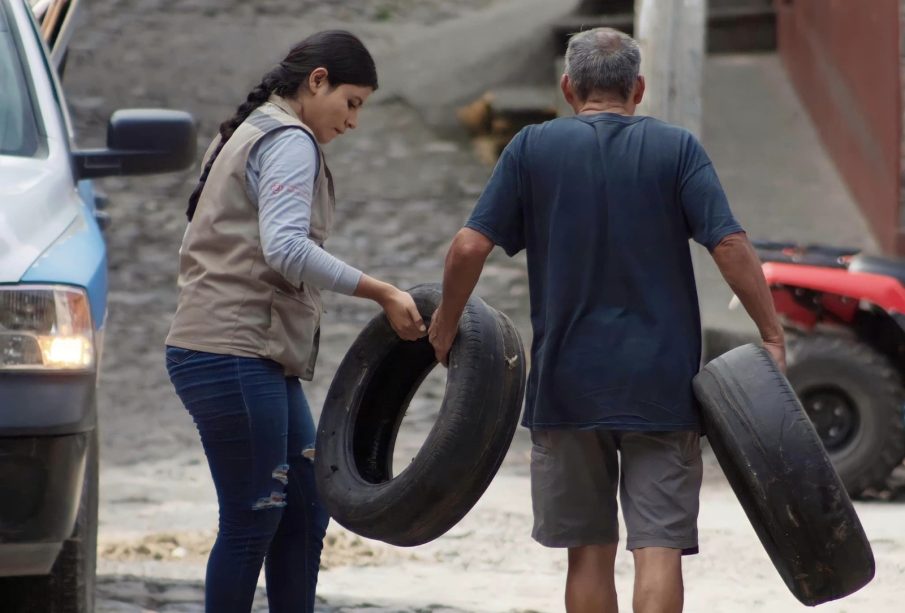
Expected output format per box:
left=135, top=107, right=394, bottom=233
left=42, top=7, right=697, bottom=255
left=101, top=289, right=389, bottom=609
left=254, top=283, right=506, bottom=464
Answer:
left=315, top=284, right=525, bottom=546
left=694, top=345, right=875, bottom=605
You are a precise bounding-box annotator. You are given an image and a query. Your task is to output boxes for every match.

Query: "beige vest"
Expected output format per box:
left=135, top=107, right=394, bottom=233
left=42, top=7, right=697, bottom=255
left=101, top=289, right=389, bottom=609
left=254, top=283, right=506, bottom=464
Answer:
left=166, top=95, right=335, bottom=380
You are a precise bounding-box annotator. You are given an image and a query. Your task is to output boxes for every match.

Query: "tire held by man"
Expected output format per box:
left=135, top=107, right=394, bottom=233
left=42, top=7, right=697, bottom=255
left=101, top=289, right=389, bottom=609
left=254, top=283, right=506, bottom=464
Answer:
left=693, top=344, right=874, bottom=606
left=315, top=283, right=526, bottom=547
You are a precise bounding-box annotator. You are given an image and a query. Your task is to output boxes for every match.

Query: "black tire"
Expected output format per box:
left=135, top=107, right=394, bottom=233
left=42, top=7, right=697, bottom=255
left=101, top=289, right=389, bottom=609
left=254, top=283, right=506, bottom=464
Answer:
left=0, top=429, right=98, bottom=613
left=315, top=284, right=526, bottom=547
left=786, top=334, right=905, bottom=495
left=693, top=345, right=874, bottom=606
left=55, top=426, right=98, bottom=613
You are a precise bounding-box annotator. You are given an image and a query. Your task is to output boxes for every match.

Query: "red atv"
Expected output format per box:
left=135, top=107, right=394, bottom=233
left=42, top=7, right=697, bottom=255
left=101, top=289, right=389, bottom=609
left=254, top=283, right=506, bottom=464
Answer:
left=750, top=241, right=905, bottom=496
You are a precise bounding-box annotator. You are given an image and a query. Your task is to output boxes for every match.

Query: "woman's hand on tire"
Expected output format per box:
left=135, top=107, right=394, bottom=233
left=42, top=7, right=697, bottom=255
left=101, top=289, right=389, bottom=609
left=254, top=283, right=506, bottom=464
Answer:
left=381, top=288, right=427, bottom=341
left=353, top=275, right=426, bottom=341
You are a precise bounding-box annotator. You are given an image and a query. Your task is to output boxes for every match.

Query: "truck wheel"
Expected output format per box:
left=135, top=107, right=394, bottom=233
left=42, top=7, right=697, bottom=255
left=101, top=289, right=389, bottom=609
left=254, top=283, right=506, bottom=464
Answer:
left=0, top=429, right=98, bottom=613
left=694, top=344, right=874, bottom=605
left=787, top=334, right=905, bottom=496
left=53, top=426, right=98, bottom=613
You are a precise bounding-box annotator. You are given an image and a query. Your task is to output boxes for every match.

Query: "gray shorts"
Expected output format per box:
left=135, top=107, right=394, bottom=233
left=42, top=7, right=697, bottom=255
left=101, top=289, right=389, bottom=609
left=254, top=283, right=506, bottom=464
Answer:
left=530, top=429, right=703, bottom=554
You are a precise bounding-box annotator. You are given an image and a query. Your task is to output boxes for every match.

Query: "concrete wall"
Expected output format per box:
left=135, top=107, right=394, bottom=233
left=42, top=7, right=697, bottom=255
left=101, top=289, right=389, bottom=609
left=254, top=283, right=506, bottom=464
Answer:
left=375, top=0, right=580, bottom=127
left=776, top=0, right=902, bottom=253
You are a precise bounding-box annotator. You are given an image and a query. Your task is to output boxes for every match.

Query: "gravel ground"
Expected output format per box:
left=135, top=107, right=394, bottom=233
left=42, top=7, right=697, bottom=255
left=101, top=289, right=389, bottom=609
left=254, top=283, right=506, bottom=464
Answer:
left=82, top=0, right=498, bottom=24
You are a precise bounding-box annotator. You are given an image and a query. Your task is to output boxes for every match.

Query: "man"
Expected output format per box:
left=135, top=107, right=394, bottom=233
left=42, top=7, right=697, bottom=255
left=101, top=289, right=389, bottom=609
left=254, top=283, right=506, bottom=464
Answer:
left=428, top=27, right=785, bottom=613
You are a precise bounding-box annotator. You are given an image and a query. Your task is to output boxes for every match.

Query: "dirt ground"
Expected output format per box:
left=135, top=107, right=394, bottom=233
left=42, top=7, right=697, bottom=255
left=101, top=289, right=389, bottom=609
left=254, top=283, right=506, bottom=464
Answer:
left=59, top=0, right=905, bottom=611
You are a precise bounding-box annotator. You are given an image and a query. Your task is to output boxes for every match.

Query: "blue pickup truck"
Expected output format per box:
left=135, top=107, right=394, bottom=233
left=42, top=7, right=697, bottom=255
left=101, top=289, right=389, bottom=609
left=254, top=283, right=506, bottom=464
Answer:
left=0, top=0, right=195, bottom=610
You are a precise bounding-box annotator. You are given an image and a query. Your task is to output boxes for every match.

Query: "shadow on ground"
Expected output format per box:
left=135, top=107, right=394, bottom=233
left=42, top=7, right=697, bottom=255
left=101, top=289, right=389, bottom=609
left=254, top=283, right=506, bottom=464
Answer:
left=97, top=574, right=539, bottom=613
left=97, top=574, right=413, bottom=612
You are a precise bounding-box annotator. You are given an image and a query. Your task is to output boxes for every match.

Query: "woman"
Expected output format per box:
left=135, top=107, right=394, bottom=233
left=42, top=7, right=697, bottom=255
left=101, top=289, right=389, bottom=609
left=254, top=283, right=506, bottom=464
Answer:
left=165, top=30, right=425, bottom=613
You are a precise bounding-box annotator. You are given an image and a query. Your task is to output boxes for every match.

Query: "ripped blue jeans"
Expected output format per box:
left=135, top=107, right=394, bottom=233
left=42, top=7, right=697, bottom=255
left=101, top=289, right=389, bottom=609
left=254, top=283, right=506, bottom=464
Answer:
left=165, top=346, right=329, bottom=613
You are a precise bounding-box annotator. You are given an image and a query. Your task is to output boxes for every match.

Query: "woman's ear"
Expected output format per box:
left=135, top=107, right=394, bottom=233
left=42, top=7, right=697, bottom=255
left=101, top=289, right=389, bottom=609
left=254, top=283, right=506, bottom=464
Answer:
left=308, top=67, right=330, bottom=94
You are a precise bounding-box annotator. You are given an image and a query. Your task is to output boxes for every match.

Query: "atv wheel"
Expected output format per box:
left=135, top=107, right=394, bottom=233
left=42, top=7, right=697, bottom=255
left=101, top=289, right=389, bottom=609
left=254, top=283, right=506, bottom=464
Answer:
left=787, top=334, right=905, bottom=495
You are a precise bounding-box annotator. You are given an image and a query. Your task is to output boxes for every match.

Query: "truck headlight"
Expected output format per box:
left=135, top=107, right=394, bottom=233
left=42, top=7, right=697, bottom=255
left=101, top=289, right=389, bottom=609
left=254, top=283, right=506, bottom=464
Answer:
left=0, top=286, right=95, bottom=371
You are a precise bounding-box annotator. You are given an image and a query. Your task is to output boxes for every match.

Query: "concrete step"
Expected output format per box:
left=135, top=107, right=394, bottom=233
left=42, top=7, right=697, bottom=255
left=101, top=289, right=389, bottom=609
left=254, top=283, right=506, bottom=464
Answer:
left=458, top=86, right=559, bottom=134
left=709, top=0, right=773, bottom=9
left=552, top=4, right=776, bottom=54
left=552, top=13, right=634, bottom=49
left=485, top=86, right=560, bottom=116
left=578, top=0, right=772, bottom=11
left=457, top=86, right=560, bottom=163
left=576, top=0, right=634, bottom=15
left=707, top=5, right=776, bottom=53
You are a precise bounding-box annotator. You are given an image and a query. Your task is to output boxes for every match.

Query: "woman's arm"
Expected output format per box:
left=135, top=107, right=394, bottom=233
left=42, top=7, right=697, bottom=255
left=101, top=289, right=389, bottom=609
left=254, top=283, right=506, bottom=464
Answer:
left=250, top=129, right=425, bottom=340
left=252, top=129, right=363, bottom=294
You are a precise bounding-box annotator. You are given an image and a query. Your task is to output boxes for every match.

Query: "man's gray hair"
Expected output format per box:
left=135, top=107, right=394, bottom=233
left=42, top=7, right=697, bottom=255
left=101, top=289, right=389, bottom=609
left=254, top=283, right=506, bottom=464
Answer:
left=565, top=27, right=641, bottom=102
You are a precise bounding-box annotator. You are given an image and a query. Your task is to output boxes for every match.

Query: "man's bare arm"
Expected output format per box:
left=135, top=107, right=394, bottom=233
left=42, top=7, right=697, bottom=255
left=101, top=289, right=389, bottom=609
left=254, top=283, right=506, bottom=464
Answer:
left=711, top=232, right=786, bottom=370
left=428, top=228, right=495, bottom=365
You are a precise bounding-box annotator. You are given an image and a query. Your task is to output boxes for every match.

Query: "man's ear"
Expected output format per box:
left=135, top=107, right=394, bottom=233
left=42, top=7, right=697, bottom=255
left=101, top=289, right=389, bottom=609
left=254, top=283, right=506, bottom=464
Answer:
left=633, top=75, right=646, bottom=105
left=560, top=73, right=576, bottom=109
left=308, top=67, right=330, bottom=93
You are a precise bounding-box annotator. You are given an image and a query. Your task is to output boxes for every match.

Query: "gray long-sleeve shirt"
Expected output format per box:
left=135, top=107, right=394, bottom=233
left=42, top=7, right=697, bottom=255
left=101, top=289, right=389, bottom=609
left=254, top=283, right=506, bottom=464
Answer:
left=246, top=128, right=362, bottom=295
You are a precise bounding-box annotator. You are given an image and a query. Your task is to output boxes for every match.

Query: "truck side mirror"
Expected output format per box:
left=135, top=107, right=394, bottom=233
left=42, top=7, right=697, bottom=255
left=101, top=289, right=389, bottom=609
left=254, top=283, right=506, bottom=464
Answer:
left=73, top=109, right=196, bottom=179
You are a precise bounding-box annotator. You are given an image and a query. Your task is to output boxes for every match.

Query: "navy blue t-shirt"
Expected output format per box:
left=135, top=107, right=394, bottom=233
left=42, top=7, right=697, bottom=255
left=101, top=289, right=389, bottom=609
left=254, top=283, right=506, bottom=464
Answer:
left=465, top=113, right=743, bottom=431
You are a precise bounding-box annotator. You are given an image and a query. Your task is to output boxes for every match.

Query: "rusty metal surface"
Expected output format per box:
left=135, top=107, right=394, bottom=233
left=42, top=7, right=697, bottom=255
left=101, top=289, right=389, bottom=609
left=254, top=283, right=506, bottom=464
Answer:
left=777, top=0, right=901, bottom=254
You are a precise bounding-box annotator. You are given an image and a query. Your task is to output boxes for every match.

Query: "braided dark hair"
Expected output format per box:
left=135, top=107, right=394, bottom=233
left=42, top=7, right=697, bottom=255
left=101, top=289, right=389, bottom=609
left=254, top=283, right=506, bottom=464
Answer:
left=186, top=30, right=378, bottom=220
